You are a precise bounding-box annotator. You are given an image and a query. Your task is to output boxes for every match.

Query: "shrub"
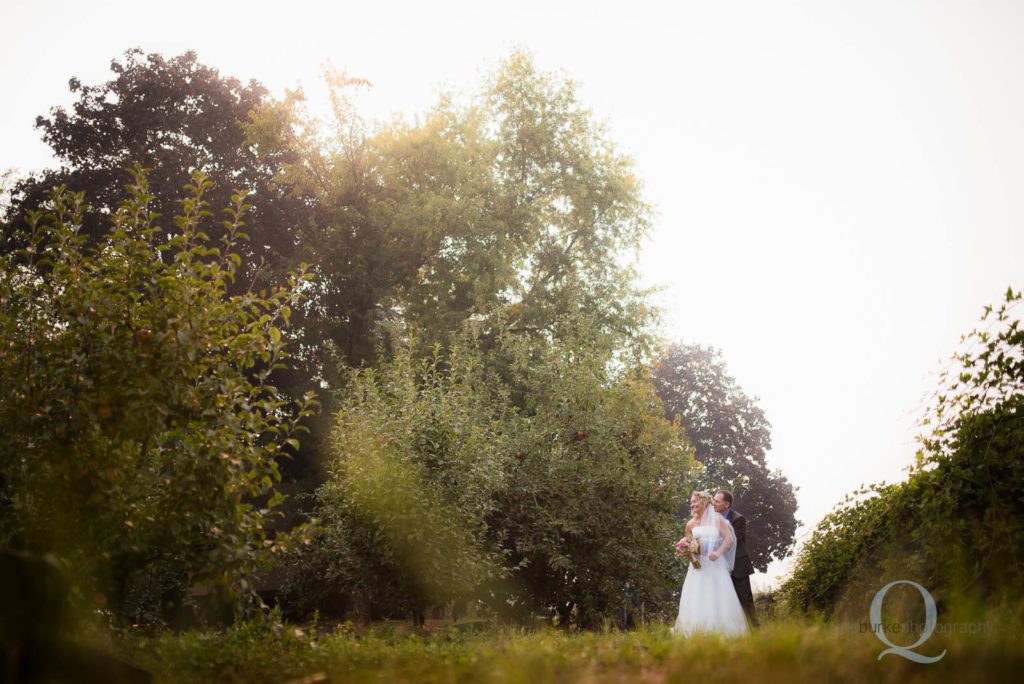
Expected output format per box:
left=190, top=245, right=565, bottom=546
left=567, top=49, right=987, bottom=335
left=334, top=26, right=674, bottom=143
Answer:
left=782, top=289, right=1024, bottom=619
left=282, top=315, right=696, bottom=628
left=0, top=168, right=316, bottom=626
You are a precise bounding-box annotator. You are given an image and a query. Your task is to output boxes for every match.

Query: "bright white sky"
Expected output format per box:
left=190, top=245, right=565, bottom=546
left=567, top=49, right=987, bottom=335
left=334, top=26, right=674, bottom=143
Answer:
left=2, top=0, right=1022, bottom=588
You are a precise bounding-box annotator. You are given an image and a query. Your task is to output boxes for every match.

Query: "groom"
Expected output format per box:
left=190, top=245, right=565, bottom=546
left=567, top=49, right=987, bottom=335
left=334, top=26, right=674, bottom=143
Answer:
left=713, top=489, right=759, bottom=627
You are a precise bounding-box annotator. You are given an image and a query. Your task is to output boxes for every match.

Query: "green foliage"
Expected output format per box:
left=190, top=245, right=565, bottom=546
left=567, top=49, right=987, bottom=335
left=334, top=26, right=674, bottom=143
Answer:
left=780, top=482, right=902, bottom=618
left=921, top=286, right=1024, bottom=463
left=0, top=48, right=335, bottom=511
left=253, top=51, right=684, bottom=624
left=476, top=49, right=659, bottom=365
left=251, top=48, right=660, bottom=376
left=782, top=288, right=1024, bottom=619
left=122, top=606, right=323, bottom=682
left=491, top=321, right=694, bottom=628
left=5, top=48, right=693, bottom=631
left=280, top=313, right=694, bottom=628
left=295, top=327, right=518, bottom=621
left=0, top=168, right=316, bottom=625
left=652, top=343, right=799, bottom=571
left=4, top=49, right=307, bottom=289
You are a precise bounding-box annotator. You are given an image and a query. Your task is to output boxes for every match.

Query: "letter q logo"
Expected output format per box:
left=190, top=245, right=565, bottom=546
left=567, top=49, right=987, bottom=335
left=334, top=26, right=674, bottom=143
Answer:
left=869, top=580, right=947, bottom=663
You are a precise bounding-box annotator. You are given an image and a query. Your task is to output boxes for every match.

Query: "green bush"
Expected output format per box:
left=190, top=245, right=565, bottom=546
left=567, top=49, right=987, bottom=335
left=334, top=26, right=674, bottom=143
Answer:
left=491, top=320, right=696, bottom=628
left=782, top=289, right=1024, bottom=619
left=0, top=168, right=316, bottom=626
left=280, top=315, right=696, bottom=628
left=279, top=325, right=518, bottom=623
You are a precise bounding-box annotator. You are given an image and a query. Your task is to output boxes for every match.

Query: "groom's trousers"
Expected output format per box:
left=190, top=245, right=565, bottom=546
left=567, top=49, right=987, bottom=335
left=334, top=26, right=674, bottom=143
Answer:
left=732, top=575, right=758, bottom=627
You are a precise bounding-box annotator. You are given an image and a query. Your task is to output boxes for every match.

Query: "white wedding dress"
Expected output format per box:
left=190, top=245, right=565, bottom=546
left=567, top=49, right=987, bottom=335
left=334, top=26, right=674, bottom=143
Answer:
left=671, top=508, right=749, bottom=637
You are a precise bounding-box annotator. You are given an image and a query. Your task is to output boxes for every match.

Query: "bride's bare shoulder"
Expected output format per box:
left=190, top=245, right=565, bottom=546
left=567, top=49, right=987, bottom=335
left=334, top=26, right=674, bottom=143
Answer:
left=685, top=518, right=697, bottom=534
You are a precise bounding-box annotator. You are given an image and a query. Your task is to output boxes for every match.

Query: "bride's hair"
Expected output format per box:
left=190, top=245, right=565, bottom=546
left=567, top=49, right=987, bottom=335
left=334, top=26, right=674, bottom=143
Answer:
left=690, top=490, right=712, bottom=510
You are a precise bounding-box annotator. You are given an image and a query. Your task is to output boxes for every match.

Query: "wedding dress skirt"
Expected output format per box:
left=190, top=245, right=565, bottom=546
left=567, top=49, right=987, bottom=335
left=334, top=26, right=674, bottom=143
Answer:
left=671, top=524, right=750, bottom=637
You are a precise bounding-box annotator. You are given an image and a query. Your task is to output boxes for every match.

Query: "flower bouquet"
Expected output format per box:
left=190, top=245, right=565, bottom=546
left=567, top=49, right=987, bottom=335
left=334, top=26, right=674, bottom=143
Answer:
left=675, top=536, right=701, bottom=569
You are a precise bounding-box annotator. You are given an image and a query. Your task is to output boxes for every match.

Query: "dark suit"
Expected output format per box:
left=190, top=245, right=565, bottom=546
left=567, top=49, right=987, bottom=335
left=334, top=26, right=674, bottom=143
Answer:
left=724, top=508, right=758, bottom=626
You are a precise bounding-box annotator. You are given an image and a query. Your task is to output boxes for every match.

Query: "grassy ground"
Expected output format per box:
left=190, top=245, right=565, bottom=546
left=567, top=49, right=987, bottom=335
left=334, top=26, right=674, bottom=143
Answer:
left=106, top=614, right=1024, bottom=684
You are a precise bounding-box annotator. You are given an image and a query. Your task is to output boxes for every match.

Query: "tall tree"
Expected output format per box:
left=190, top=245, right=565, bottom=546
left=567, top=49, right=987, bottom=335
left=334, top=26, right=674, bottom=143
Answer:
left=480, top=51, right=658, bottom=367
left=2, top=48, right=306, bottom=289
left=652, top=342, right=799, bottom=571
left=252, top=49, right=661, bottom=378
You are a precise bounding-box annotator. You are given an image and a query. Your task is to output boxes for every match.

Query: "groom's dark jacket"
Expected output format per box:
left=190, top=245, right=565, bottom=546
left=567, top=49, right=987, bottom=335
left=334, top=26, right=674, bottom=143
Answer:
left=724, top=509, right=755, bottom=578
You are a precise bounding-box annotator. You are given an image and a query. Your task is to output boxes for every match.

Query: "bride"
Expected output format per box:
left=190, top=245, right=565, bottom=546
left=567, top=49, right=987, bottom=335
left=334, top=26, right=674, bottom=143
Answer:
left=671, top=490, right=749, bottom=636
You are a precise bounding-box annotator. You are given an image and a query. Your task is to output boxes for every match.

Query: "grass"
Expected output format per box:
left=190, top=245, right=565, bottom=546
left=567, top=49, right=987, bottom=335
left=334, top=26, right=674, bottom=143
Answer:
left=102, top=613, right=1024, bottom=684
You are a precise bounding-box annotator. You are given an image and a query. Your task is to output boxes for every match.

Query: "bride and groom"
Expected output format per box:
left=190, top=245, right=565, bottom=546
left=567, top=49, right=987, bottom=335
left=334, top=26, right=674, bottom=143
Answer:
left=671, top=489, right=758, bottom=636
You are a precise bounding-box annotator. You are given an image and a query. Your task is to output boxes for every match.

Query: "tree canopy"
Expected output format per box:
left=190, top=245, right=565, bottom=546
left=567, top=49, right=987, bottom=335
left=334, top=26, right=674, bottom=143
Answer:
left=249, top=50, right=660, bottom=378
left=2, top=49, right=307, bottom=290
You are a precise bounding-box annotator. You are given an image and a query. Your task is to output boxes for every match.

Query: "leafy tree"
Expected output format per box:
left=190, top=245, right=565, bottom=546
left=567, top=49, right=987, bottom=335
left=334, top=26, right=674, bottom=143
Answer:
left=244, top=69, right=433, bottom=377
left=3, top=49, right=306, bottom=290
left=4, top=45, right=660, bottom=409
left=283, top=326, right=518, bottom=624
left=0, top=49, right=338, bottom=492
left=493, top=319, right=695, bottom=629
left=651, top=342, right=799, bottom=572
left=0, top=169, right=316, bottom=626
left=251, top=49, right=660, bottom=377
left=478, top=51, right=659, bottom=367
left=280, top=313, right=695, bottom=628
left=274, top=50, right=684, bottom=624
